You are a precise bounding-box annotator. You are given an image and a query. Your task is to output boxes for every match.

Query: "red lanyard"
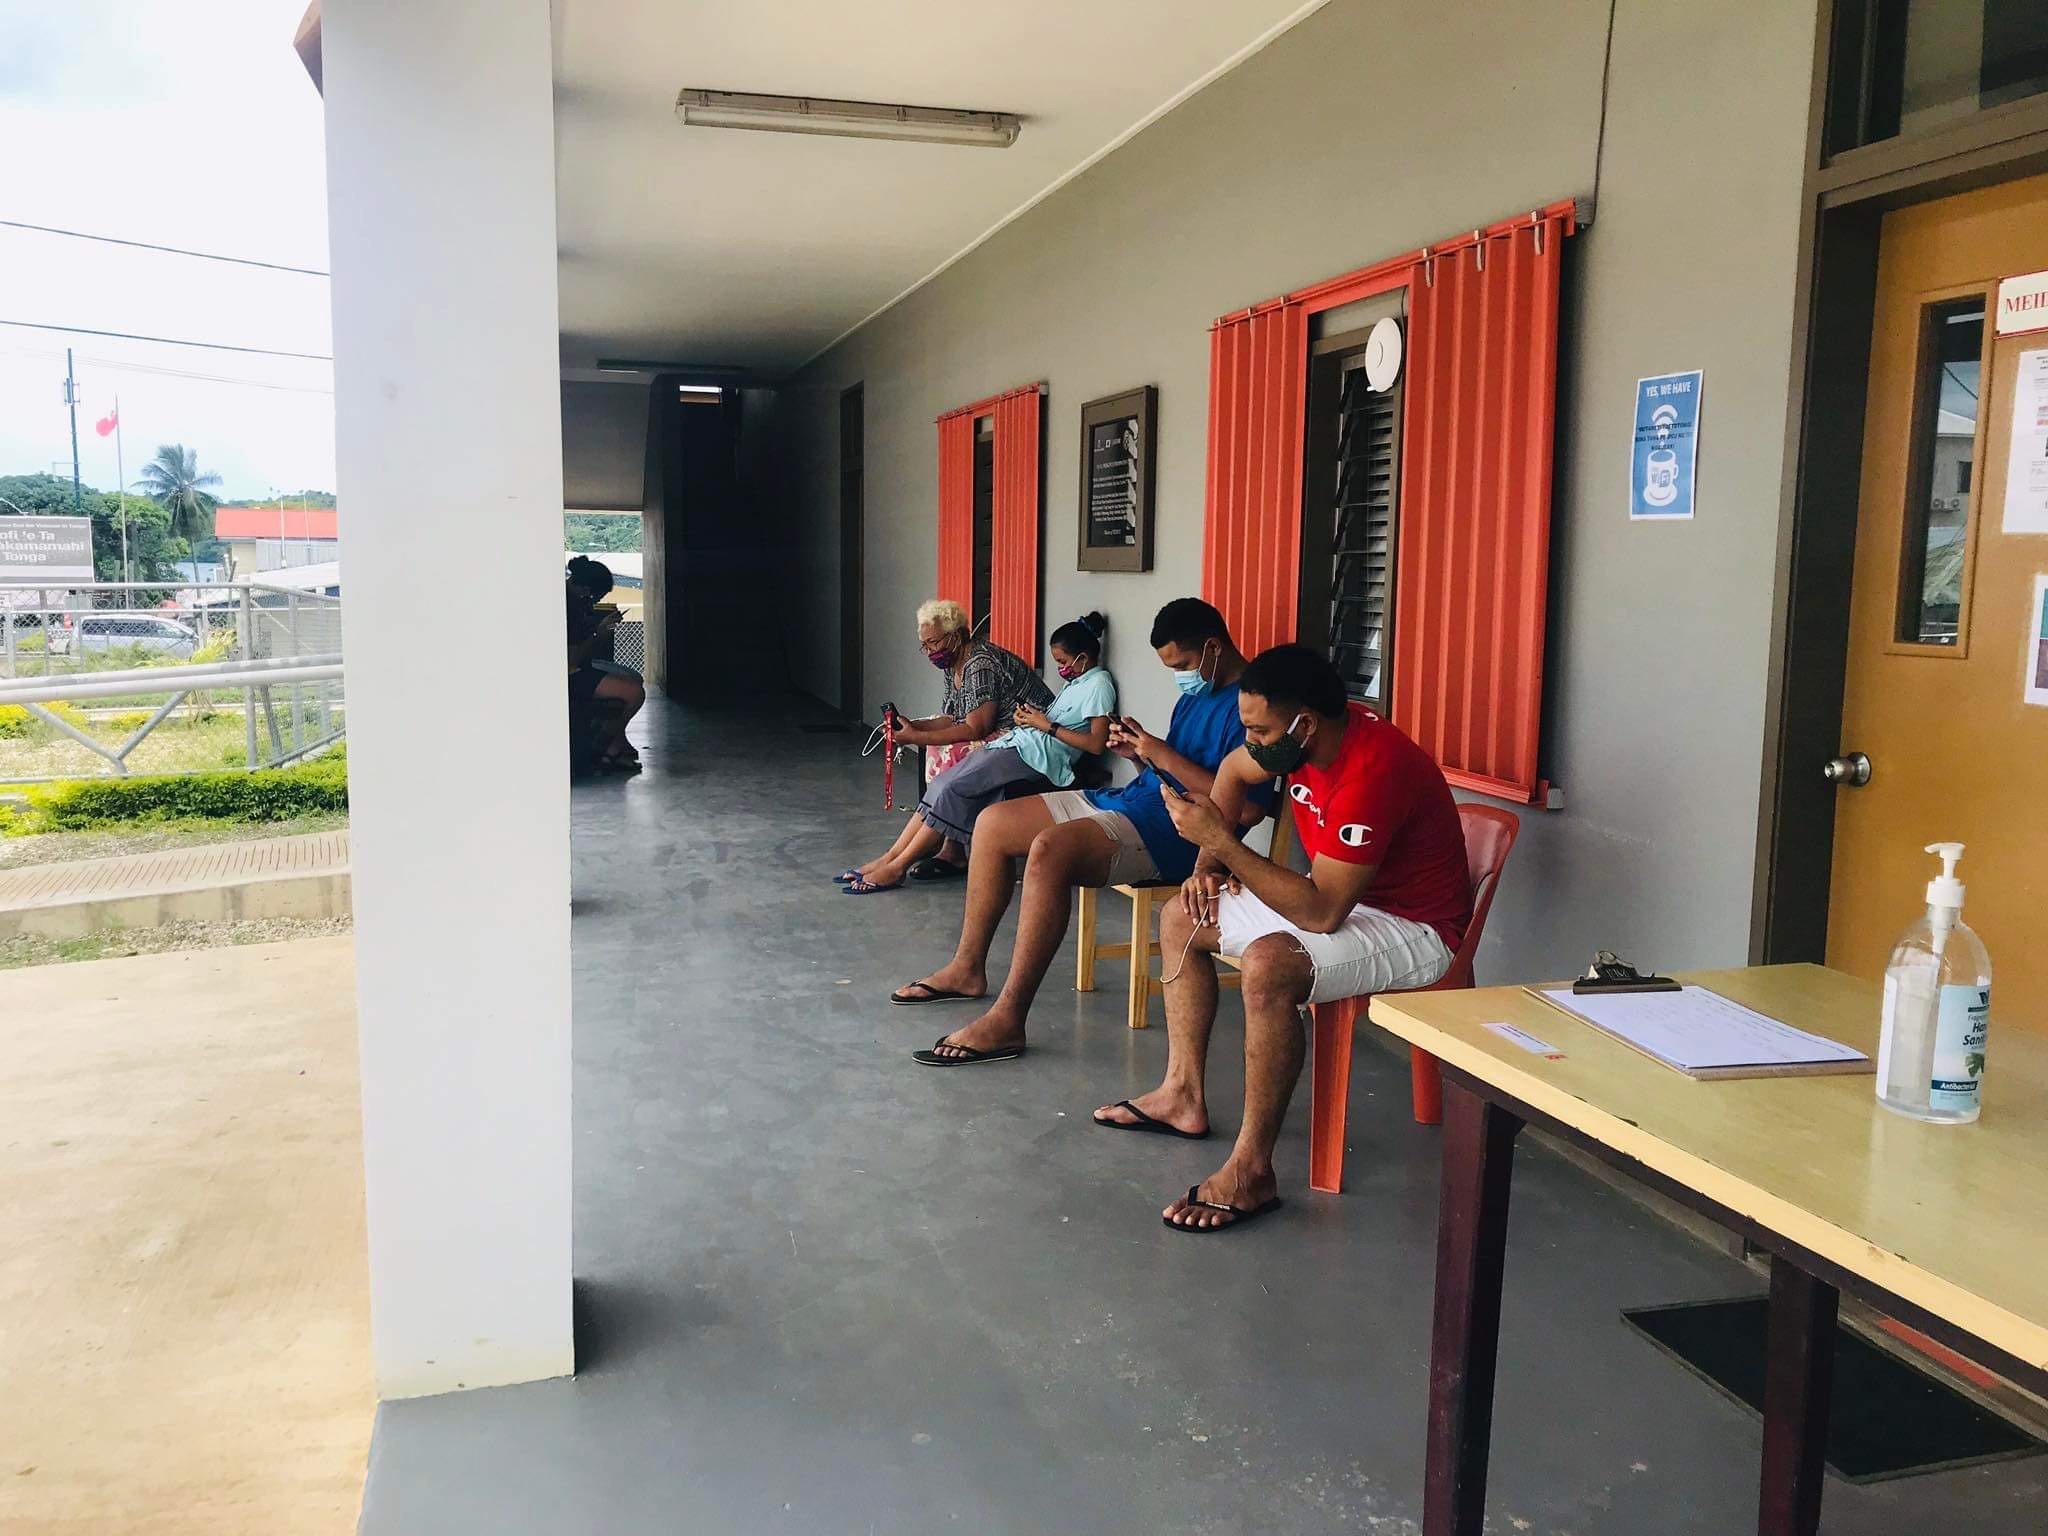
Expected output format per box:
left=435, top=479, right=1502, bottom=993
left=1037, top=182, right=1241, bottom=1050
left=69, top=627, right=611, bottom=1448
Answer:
left=882, top=713, right=896, bottom=810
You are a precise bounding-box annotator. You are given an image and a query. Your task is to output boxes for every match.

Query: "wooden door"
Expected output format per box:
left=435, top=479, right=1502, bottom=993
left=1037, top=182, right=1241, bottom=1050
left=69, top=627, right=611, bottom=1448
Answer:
left=1827, top=172, right=2048, bottom=1029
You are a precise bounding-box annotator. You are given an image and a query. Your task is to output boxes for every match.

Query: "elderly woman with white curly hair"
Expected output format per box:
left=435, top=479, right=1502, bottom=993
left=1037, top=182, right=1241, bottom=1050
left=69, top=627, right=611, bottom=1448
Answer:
left=838, top=598, right=1115, bottom=894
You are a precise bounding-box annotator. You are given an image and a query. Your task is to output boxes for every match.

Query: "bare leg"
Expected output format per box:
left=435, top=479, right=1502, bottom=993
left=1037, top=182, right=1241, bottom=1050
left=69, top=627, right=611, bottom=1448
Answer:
left=932, top=820, right=1116, bottom=1055
left=860, top=823, right=946, bottom=884
left=593, top=674, right=643, bottom=761
left=859, top=817, right=940, bottom=883
left=1095, top=895, right=1218, bottom=1135
left=1164, top=936, right=1312, bottom=1230
left=900, top=797, right=1054, bottom=1001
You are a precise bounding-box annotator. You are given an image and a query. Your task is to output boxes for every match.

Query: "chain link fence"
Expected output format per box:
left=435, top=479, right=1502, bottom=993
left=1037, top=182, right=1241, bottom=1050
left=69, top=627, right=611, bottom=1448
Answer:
left=0, top=581, right=346, bottom=784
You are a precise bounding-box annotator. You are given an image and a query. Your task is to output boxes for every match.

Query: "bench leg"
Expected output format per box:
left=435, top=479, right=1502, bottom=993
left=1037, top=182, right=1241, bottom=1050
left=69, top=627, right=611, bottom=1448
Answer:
left=1075, top=886, right=1097, bottom=992
left=1758, top=1255, right=1836, bottom=1536
left=1125, top=888, right=1154, bottom=1029
left=1308, top=1000, right=1356, bottom=1193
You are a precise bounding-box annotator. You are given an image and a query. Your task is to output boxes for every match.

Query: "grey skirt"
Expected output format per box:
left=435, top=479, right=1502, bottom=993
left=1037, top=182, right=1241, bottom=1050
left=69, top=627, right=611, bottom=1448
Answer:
left=917, top=746, right=1051, bottom=844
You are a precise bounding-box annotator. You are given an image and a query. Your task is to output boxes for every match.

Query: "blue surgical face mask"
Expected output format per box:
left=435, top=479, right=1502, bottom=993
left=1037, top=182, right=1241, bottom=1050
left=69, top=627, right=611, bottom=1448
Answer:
left=1172, top=640, right=1217, bottom=698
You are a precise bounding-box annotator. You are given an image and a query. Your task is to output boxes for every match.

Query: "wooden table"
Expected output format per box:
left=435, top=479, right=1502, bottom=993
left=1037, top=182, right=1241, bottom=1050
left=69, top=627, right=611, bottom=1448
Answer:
left=1368, top=964, right=2048, bottom=1536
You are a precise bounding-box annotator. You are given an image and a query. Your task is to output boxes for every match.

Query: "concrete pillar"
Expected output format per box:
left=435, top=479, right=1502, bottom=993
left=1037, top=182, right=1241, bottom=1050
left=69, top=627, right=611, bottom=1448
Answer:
left=320, top=0, right=572, bottom=1398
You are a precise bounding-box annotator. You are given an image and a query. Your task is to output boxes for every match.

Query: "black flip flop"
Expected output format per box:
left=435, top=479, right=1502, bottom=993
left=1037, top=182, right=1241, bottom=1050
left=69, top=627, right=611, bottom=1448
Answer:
left=889, top=982, right=980, bottom=1006
left=842, top=877, right=902, bottom=895
left=908, top=856, right=966, bottom=881
left=1162, top=1185, right=1285, bottom=1235
left=912, top=1038, right=1027, bottom=1067
left=1093, top=1100, right=1211, bottom=1140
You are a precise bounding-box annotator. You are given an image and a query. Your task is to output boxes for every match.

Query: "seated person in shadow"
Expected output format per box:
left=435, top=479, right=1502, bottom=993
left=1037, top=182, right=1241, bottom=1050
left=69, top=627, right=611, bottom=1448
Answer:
left=566, top=558, right=643, bottom=773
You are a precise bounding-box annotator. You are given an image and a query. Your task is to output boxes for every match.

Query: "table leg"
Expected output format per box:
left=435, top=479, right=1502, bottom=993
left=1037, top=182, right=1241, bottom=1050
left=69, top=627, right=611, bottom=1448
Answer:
left=1757, top=1255, right=1837, bottom=1536
left=1423, top=1079, right=1521, bottom=1536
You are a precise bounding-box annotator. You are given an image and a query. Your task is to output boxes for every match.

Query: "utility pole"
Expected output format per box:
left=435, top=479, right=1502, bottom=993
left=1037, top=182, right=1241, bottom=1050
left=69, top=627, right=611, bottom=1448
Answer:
left=114, top=395, right=131, bottom=605
left=63, top=349, right=83, bottom=512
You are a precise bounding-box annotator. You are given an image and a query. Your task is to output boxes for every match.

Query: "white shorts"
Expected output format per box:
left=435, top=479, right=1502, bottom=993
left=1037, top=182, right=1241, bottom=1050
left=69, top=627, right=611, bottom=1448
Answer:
left=1038, top=791, right=1162, bottom=886
left=1215, top=888, right=1452, bottom=1005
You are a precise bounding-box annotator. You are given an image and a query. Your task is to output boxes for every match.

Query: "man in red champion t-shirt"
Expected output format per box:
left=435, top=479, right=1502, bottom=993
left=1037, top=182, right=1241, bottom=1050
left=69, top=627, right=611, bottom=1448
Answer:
left=1092, top=643, right=1472, bottom=1234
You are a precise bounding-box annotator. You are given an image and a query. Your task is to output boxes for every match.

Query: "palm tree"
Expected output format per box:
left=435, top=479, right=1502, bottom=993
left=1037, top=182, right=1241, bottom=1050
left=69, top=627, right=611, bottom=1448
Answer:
left=136, top=444, right=223, bottom=592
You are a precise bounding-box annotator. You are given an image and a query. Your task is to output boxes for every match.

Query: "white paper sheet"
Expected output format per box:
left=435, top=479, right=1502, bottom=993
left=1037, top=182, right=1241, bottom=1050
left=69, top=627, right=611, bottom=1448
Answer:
left=1483, top=1021, right=1564, bottom=1059
left=1537, top=987, right=1868, bottom=1075
left=2005, top=348, right=2048, bottom=535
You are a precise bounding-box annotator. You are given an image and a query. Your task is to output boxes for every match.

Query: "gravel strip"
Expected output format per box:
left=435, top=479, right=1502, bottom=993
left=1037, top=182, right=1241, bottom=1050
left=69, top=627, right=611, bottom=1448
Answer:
left=0, top=915, right=354, bottom=971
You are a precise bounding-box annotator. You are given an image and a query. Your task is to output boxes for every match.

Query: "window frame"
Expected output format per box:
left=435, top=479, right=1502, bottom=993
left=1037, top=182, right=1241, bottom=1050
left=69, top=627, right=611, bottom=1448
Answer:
left=1299, top=323, right=1403, bottom=712
left=1821, top=0, right=2048, bottom=167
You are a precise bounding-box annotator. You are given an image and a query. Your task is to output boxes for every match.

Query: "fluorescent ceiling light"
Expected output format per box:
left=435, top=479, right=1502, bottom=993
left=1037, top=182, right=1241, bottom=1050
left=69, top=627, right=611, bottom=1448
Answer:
left=677, top=385, right=724, bottom=397
left=594, top=358, right=742, bottom=376
left=676, top=89, right=1020, bottom=149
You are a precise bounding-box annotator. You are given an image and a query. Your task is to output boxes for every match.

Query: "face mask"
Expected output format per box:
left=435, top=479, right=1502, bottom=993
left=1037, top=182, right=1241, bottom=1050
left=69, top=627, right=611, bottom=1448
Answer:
left=1056, top=662, right=1081, bottom=681
left=926, top=644, right=958, bottom=669
left=1246, top=713, right=1309, bottom=775
left=1172, top=641, right=1216, bottom=697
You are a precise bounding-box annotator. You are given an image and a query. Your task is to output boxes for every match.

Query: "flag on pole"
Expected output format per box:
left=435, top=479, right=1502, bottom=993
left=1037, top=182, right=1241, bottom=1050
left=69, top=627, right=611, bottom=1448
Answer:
left=94, top=406, right=119, bottom=438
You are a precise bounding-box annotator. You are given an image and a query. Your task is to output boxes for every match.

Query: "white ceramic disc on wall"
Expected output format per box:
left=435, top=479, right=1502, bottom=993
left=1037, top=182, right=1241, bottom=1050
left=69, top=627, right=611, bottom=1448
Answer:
left=1363, top=316, right=1403, bottom=392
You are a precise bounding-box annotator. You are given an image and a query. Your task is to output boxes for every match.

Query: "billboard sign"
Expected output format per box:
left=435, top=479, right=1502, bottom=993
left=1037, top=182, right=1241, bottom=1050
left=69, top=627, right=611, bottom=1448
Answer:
left=0, top=516, right=95, bottom=583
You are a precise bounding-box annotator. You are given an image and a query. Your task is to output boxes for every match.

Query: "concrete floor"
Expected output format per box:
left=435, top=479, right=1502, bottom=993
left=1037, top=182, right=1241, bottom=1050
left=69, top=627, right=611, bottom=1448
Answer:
left=357, top=697, right=2046, bottom=1535
left=3, top=937, right=372, bottom=1535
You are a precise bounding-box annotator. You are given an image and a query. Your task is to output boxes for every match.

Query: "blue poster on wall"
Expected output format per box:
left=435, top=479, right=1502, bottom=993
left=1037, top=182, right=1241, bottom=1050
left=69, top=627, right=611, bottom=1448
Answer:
left=1630, top=370, right=1703, bottom=520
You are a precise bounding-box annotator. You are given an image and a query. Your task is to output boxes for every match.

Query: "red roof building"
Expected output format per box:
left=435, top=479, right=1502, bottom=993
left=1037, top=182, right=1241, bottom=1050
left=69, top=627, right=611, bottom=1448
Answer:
left=214, top=506, right=340, bottom=541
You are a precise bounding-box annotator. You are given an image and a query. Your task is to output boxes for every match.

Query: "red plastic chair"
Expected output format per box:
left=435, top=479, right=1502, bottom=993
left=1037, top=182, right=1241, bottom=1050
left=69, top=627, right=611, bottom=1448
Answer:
left=1306, top=804, right=1520, bottom=1194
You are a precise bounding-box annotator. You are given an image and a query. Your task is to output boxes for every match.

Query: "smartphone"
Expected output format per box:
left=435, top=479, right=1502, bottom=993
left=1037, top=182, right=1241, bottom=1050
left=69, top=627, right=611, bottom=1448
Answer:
left=1142, top=755, right=1189, bottom=798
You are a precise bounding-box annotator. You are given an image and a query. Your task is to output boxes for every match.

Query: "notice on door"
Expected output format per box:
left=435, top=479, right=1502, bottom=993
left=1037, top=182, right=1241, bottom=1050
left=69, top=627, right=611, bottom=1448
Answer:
left=2006, top=348, right=2048, bottom=535
left=2025, top=574, right=2048, bottom=709
left=1630, top=370, right=1702, bottom=521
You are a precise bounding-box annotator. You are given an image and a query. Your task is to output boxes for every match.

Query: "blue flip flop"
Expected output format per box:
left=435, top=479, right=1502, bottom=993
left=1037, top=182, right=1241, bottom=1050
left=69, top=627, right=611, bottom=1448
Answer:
left=843, top=876, right=901, bottom=895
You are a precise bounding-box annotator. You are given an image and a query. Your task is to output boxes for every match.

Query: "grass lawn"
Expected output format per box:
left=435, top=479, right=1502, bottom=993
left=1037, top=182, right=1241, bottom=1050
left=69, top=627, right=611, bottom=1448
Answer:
left=0, top=707, right=343, bottom=781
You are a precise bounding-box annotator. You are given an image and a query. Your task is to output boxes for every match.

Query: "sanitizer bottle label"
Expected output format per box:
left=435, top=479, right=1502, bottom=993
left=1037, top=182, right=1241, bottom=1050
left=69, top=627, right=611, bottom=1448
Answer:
left=1929, top=984, right=1990, bottom=1113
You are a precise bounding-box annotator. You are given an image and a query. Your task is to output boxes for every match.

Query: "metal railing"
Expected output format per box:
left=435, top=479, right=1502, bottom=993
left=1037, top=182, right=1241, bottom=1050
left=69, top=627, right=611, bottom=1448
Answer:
left=0, top=580, right=346, bottom=784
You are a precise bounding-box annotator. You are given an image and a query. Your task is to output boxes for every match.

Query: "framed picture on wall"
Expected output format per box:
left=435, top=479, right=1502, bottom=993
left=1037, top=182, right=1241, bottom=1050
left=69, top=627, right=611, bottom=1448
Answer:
left=1077, top=385, right=1156, bottom=573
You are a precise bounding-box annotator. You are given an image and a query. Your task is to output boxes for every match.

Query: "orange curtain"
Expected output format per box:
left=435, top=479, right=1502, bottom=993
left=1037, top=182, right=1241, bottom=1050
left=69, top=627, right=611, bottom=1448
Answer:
left=935, top=411, right=974, bottom=618
left=988, top=388, right=1042, bottom=660
left=1201, top=300, right=1309, bottom=658
left=1391, top=210, right=1566, bottom=804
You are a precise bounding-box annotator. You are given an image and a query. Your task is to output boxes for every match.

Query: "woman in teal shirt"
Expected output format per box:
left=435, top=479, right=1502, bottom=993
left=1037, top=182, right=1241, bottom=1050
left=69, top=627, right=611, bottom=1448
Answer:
left=841, top=614, right=1118, bottom=892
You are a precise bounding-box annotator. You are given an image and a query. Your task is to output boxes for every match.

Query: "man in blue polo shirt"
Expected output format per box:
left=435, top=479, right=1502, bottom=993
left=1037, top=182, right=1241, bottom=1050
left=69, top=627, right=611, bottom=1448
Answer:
left=896, top=598, right=1273, bottom=1066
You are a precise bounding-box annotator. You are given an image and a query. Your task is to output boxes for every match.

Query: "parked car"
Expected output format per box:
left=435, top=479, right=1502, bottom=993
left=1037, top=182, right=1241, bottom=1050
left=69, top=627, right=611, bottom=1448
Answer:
left=47, top=613, right=201, bottom=659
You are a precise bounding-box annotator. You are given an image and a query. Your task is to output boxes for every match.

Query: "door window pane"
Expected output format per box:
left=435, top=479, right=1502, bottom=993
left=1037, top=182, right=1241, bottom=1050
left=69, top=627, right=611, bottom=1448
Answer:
left=1897, top=297, right=1984, bottom=646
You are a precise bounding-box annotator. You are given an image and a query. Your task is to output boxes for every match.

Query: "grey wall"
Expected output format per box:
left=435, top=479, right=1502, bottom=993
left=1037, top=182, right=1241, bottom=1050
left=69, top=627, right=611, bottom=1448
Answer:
left=773, top=0, right=1816, bottom=982
left=560, top=380, right=649, bottom=511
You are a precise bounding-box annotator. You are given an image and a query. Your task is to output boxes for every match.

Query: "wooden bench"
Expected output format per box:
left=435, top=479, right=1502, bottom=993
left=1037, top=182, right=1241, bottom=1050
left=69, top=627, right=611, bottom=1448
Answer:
left=1074, top=804, right=1297, bottom=1031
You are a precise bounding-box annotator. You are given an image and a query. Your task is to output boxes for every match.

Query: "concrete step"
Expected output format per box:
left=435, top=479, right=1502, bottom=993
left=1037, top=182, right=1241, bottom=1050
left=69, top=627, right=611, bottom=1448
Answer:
left=0, top=829, right=351, bottom=939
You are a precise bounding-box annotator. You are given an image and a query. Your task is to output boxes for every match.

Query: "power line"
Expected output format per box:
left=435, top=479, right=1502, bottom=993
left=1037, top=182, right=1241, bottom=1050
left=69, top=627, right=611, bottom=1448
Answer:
left=2, top=343, right=334, bottom=396
left=0, top=319, right=331, bottom=362
left=0, top=219, right=329, bottom=277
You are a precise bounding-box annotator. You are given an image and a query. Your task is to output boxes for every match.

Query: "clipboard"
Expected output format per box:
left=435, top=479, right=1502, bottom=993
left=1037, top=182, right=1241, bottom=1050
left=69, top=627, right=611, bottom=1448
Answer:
left=1524, top=984, right=1873, bottom=1081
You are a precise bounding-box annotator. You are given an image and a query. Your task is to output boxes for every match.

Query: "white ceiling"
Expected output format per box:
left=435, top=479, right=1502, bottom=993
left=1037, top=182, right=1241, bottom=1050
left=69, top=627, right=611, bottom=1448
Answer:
left=550, top=0, right=1328, bottom=382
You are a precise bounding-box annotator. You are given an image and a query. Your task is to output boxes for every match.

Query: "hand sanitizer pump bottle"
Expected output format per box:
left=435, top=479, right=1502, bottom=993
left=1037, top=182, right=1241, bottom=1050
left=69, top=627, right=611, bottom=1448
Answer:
left=1877, top=842, right=1992, bottom=1124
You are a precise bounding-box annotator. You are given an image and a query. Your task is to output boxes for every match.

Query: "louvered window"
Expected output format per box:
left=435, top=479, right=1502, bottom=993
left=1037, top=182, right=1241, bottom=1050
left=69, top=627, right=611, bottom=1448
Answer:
left=1300, top=341, right=1401, bottom=710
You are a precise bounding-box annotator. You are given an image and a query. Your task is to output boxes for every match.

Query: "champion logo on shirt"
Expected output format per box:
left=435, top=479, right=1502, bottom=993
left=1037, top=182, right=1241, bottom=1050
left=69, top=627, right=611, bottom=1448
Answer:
left=1337, top=823, right=1375, bottom=848
left=1288, top=781, right=1323, bottom=826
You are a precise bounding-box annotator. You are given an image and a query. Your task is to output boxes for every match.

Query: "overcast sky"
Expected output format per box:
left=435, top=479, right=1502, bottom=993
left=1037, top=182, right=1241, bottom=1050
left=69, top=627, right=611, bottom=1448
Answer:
left=0, top=0, right=335, bottom=503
